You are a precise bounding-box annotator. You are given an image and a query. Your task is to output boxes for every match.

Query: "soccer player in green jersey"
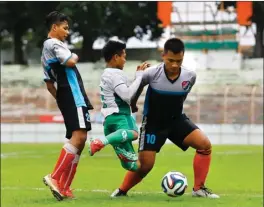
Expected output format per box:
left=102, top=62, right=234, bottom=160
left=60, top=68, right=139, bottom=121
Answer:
left=87, top=40, right=149, bottom=171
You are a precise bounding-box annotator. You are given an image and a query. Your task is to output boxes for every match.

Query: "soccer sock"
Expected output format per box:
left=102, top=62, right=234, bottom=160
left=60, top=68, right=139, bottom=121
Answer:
left=60, top=154, right=80, bottom=191
left=193, top=149, right=211, bottom=191
left=51, top=143, right=78, bottom=181
left=101, top=129, right=136, bottom=146
left=119, top=171, right=143, bottom=192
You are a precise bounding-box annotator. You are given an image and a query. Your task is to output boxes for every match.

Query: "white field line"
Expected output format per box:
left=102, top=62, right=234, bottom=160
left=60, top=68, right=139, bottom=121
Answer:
left=1, top=150, right=261, bottom=159
left=1, top=186, right=263, bottom=198
left=0, top=150, right=58, bottom=159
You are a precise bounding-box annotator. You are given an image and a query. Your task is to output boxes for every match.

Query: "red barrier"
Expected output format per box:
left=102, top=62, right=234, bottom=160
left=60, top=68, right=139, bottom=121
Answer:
left=39, top=115, right=64, bottom=123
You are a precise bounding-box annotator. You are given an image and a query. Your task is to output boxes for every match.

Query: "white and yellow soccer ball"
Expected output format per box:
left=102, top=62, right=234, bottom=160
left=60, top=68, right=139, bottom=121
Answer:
left=161, top=171, right=188, bottom=197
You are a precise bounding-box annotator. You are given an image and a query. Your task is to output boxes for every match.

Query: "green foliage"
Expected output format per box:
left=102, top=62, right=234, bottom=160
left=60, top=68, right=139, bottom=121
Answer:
left=55, top=2, right=162, bottom=61
left=0, top=2, right=60, bottom=63
left=0, top=2, right=162, bottom=63
left=57, top=2, right=162, bottom=41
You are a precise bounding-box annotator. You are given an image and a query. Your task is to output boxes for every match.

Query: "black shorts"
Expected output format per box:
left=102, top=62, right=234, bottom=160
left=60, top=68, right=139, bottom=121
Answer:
left=59, top=105, right=92, bottom=139
left=138, top=114, right=199, bottom=152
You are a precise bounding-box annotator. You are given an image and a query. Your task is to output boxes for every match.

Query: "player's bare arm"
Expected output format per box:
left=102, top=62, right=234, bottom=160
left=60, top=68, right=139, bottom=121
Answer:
left=130, top=84, right=144, bottom=113
left=65, top=53, right=79, bottom=67
left=45, top=81, right=56, bottom=99
left=130, top=63, right=151, bottom=112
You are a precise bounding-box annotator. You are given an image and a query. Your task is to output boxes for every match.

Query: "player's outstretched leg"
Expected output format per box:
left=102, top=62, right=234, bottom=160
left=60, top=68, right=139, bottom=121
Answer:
left=88, top=129, right=137, bottom=156
left=114, top=141, right=138, bottom=164
left=183, top=129, right=219, bottom=198
left=111, top=151, right=156, bottom=198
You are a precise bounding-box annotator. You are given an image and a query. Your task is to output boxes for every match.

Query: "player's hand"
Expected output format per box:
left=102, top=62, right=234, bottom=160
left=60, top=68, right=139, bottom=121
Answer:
left=137, top=62, right=150, bottom=71
left=131, top=105, right=138, bottom=113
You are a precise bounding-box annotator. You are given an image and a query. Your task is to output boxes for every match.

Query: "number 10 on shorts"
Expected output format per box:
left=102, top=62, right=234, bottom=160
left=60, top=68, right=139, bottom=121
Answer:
left=146, top=134, right=156, bottom=144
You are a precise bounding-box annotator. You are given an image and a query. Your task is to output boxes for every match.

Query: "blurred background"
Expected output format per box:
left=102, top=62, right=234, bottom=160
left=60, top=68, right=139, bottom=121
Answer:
left=1, top=1, right=263, bottom=144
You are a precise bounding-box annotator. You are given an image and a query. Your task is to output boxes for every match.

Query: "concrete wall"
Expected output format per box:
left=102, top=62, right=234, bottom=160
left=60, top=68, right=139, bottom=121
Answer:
left=1, top=123, right=263, bottom=145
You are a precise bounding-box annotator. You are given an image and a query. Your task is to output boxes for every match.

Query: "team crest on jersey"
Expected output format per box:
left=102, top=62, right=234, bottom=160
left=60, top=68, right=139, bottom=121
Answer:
left=182, top=81, right=191, bottom=90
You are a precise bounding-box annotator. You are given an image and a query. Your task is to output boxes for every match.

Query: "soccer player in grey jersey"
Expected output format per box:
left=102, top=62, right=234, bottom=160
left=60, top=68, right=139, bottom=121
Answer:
left=41, top=11, right=93, bottom=200
left=111, top=38, right=220, bottom=198
left=88, top=40, right=149, bottom=171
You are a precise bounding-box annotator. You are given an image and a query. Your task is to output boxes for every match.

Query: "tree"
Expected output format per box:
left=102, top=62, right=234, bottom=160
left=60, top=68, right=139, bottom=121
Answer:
left=57, top=2, right=163, bottom=62
left=1, top=2, right=163, bottom=63
left=0, top=2, right=60, bottom=64
left=25, top=2, right=61, bottom=48
left=0, top=2, right=31, bottom=64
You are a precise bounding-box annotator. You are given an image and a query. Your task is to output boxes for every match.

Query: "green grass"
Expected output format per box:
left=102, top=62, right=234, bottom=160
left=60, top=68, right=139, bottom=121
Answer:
left=1, top=144, right=263, bottom=207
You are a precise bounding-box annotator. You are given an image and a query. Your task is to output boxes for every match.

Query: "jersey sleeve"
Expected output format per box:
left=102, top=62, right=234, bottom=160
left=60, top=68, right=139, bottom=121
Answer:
left=189, top=72, right=196, bottom=91
left=43, top=70, right=54, bottom=83
left=141, top=65, right=157, bottom=86
left=141, top=68, right=151, bottom=86
left=52, top=41, right=72, bottom=65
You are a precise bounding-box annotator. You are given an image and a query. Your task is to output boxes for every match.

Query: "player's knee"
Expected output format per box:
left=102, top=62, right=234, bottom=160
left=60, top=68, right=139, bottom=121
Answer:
left=204, top=139, right=212, bottom=151
left=196, top=144, right=212, bottom=155
left=77, top=133, right=87, bottom=143
left=71, top=130, right=87, bottom=147
left=197, top=138, right=211, bottom=151
left=139, top=163, right=154, bottom=176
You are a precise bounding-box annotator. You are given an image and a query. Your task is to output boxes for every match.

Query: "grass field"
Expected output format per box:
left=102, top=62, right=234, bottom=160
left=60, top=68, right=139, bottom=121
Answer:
left=1, top=144, right=263, bottom=207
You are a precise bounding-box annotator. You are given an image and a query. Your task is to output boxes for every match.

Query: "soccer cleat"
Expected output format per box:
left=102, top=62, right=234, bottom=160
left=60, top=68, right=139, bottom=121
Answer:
left=192, top=186, right=220, bottom=198
left=88, top=138, right=105, bottom=156
left=110, top=188, right=127, bottom=198
left=61, top=188, right=75, bottom=199
left=114, top=146, right=138, bottom=162
left=43, top=174, right=64, bottom=201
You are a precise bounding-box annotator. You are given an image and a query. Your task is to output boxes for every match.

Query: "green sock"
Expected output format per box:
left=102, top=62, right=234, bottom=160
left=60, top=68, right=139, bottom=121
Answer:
left=103, top=129, right=135, bottom=145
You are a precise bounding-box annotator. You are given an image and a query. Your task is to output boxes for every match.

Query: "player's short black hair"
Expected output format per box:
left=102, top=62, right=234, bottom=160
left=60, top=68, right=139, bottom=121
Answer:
left=164, top=38, right=185, bottom=54
left=45, top=11, right=70, bottom=30
left=102, top=40, right=126, bottom=62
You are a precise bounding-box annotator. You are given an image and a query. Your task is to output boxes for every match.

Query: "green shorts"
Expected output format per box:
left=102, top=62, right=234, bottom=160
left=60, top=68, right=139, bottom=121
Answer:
left=104, top=113, right=138, bottom=136
left=104, top=113, right=139, bottom=171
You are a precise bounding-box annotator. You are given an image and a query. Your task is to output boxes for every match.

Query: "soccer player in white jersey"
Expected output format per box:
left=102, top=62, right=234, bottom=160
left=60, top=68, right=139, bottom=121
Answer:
left=41, top=11, right=93, bottom=200
left=87, top=40, right=149, bottom=172
left=111, top=38, right=220, bottom=198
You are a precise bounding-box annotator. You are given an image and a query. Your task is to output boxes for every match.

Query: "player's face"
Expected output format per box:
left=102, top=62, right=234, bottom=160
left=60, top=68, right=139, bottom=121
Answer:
left=163, top=50, right=184, bottom=73
left=115, top=49, right=126, bottom=70
left=53, top=21, right=69, bottom=41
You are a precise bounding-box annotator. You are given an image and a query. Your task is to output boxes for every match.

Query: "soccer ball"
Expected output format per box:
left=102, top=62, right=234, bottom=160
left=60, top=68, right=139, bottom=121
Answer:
left=161, top=171, right=188, bottom=197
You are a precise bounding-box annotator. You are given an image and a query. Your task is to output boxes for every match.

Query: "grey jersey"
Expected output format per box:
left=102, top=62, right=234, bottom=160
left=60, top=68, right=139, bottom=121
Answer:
left=41, top=38, right=93, bottom=109
left=41, top=38, right=72, bottom=82
left=139, top=63, right=196, bottom=125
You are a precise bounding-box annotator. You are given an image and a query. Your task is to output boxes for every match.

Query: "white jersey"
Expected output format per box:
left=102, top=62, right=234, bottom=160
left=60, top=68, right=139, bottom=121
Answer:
left=99, top=68, right=143, bottom=118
